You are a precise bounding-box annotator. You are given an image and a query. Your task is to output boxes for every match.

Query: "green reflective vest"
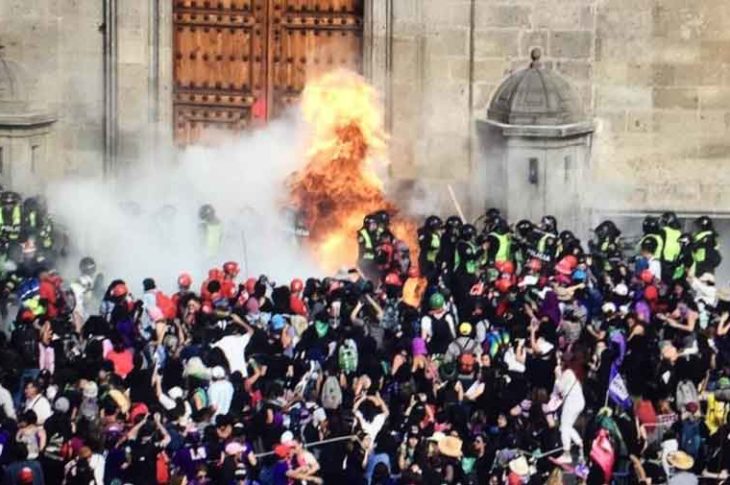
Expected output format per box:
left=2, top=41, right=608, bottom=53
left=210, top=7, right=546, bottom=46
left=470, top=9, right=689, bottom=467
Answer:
left=205, top=222, right=222, bottom=257
left=692, top=230, right=714, bottom=263
left=359, top=228, right=374, bottom=260
left=454, top=241, right=478, bottom=274
left=490, top=232, right=511, bottom=263
left=537, top=234, right=553, bottom=256
left=0, top=205, right=22, bottom=240
left=662, top=227, right=681, bottom=263
left=426, top=232, right=441, bottom=263
left=639, top=233, right=663, bottom=259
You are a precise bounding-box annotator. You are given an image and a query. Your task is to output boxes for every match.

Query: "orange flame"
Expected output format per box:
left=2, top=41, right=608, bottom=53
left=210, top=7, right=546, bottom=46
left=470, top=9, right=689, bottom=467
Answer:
left=288, top=69, right=416, bottom=272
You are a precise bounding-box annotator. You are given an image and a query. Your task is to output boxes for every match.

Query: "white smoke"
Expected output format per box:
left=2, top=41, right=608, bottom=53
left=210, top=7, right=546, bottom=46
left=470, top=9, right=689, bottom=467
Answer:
left=47, top=114, right=323, bottom=295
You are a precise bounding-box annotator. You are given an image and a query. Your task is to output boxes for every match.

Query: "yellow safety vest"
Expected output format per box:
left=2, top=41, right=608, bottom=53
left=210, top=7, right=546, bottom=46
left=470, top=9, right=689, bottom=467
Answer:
left=662, top=227, right=681, bottom=263
left=426, top=232, right=441, bottom=263
left=454, top=241, right=478, bottom=274
left=490, top=232, right=512, bottom=263
left=359, top=228, right=374, bottom=260
left=205, top=222, right=222, bottom=257
left=692, top=230, right=714, bottom=263
left=0, top=205, right=22, bottom=240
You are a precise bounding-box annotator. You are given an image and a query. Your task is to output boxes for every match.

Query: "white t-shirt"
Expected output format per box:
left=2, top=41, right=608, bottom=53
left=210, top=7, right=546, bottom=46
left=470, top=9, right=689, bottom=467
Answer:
left=212, top=333, right=252, bottom=377
left=24, top=394, right=52, bottom=424
left=208, top=380, right=234, bottom=417
left=0, top=385, right=16, bottom=420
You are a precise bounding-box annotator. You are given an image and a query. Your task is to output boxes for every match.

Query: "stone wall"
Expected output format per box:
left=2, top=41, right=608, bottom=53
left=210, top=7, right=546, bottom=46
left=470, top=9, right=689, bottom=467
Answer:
left=0, top=0, right=170, bottom=183
left=379, top=0, right=730, bottom=218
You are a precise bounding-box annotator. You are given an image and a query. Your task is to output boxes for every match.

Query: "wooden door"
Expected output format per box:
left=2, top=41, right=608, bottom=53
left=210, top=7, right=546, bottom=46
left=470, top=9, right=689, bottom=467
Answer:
left=173, top=0, right=363, bottom=145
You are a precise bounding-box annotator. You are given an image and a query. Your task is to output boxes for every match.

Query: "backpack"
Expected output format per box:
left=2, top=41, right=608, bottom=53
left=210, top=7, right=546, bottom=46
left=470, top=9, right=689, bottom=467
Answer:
left=338, top=339, right=358, bottom=375
left=44, top=431, right=71, bottom=462
left=676, top=380, right=700, bottom=411
left=321, top=375, right=343, bottom=410
left=156, top=292, right=177, bottom=320
left=680, top=419, right=702, bottom=459
left=12, top=323, right=38, bottom=367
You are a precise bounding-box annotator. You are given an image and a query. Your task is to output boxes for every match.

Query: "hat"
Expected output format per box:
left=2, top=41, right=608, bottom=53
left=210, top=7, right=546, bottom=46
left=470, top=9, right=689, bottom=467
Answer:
left=601, top=302, right=617, bottom=314
left=129, top=403, right=149, bottom=423
left=718, top=287, right=730, bottom=302
left=508, top=456, right=529, bottom=476
left=427, top=431, right=446, bottom=443
left=245, top=297, right=260, bottom=314
left=274, top=444, right=291, bottom=459
left=613, top=283, right=629, bottom=296
left=437, top=436, right=463, bottom=458
left=667, top=450, right=694, bottom=470
left=168, top=387, right=184, bottom=400
left=270, top=314, right=286, bottom=332
left=211, top=366, right=226, bottom=380
left=280, top=431, right=294, bottom=445
left=143, top=278, right=156, bottom=291
left=183, top=357, right=210, bottom=380
left=83, top=381, right=98, bottom=399
left=718, top=377, right=730, bottom=390
left=644, top=285, right=658, bottom=302
left=54, top=396, right=70, bottom=414
left=79, top=446, right=92, bottom=459
left=412, top=337, right=427, bottom=357
left=17, top=467, right=34, bottom=484
left=458, top=322, right=473, bottom=337
left=108, top=389, right=131, bottom=414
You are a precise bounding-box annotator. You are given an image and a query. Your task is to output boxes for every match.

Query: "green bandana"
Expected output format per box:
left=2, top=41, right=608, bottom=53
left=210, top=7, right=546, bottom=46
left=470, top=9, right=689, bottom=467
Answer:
left=315, top=320, right=329, bottom=338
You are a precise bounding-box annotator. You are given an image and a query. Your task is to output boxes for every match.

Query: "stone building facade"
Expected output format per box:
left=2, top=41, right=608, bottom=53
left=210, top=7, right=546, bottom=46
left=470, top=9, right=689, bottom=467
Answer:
left=1, top=0, right=730, bottom=221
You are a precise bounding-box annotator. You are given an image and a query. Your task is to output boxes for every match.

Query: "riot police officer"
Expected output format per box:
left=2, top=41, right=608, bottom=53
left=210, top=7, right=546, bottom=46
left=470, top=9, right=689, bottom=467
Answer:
left=660, top=211, right=682, bottom=282
left=0, top=191, right=22, bottom=246
left=358, top=215, right=379, bottom=281
left=438, top=216, right=462, bottom=278
left=23, top=196, right=54, bottom=253
left=692, top=216, right=721, bottom=276
left=199, top=203, right=222, bottom=258
left=418, top=215, right=443, bottom=281
left=639, top=216, right=663, bottom=259
left=485, top=216, right=512, bottom=265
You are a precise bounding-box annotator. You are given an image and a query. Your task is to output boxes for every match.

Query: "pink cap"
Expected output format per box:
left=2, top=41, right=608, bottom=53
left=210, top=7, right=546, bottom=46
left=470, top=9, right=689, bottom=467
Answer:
left=412, top=337, right=427, bottom=357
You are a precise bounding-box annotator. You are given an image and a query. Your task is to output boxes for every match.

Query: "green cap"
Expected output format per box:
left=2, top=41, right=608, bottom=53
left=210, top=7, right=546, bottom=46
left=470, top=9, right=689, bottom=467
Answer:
left=429, top=292, right=445, bottom=310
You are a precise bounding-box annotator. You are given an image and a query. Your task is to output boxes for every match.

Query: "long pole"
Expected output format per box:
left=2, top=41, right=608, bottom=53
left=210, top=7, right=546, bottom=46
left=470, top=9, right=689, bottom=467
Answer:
left=447, top=184, right=466, bottom=223
left=253, top=435, right=356, bottom=458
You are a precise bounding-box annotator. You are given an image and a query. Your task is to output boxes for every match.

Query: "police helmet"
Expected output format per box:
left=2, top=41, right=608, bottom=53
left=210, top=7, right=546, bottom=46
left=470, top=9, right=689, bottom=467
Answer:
left=540, top=215, right=557, bottom=234
left=445, top=216, right=462, bottom=230
left=678, top=233, right=692, bottom=247
left=23, top=197, right=38, bottom=212
left=198, top=204, right=215, bottom=221
left=460, top=224, right=477, bottom=241
left=374, top=210, right=390, bottom=226
left=515, top=219, right=533, bottom=237
left=491, top=216, right=509, bottom=234
left=79, top=256, right=97, bottom=276
left=559, top=230, right=576, bottom=244
left=1, top=191, right=20, bottom=205
left=642, top=216, right=660, bottom=234
left=694, top=215, right=714, bottom=232
left=363, top=214, right=376, bottom=227
left=425, top=215, right=443, bottom=231
left=661, top=211, right=680, bottom=229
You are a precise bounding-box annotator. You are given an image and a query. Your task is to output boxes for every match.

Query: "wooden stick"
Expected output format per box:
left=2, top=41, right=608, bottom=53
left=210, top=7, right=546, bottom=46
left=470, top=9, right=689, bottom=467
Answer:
left=447, top=184, right=466, bottom=223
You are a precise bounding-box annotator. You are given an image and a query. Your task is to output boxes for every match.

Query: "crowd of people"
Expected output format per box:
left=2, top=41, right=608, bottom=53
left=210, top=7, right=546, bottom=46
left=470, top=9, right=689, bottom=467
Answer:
left=0, top=203, right=729, bottom=485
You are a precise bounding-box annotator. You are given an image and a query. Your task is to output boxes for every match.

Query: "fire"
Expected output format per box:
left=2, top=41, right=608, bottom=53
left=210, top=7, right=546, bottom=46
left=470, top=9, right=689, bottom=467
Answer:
left=288, top=69, right=416, bottom=272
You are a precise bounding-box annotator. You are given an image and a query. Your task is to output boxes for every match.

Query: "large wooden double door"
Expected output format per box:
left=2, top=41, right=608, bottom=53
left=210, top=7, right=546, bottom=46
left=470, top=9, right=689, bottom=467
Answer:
left=173, top=0, right=364, bottom=144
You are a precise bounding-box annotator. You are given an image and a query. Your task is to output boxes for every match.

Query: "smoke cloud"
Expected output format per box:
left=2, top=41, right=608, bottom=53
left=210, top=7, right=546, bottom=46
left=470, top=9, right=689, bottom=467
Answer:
left=47, top=113, right=323, bottom=295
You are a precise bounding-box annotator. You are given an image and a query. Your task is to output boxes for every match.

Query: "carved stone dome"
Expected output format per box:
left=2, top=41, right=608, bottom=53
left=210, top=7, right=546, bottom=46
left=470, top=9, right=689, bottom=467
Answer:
left=487, top=48, right=585, bottom=126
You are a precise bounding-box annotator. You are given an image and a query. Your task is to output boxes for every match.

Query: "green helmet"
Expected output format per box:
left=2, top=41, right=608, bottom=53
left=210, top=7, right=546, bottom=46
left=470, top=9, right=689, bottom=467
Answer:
left=429, top=292, right=445, bottom=310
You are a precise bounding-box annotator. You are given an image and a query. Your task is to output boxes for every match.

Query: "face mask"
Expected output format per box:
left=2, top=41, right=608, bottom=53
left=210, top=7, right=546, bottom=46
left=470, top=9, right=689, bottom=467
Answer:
left=315, top=321, right=329, bottom=338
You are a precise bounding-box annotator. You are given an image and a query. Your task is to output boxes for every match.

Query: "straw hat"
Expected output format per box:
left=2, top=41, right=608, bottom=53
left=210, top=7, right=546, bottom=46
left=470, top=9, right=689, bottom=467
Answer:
left=667, top=450, right=694, bottom=470
left=717, top=287, right=730, bottom=302
left=509, top=455, right=530, bottom=476
left=427, top=431, right=446, bottom=443
left=437, top=436, right=463, bottom=458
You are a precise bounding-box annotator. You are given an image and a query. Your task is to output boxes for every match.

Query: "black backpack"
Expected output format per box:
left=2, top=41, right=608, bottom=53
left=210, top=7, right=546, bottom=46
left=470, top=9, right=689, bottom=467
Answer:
left=12, top=323, right=38, bottom=367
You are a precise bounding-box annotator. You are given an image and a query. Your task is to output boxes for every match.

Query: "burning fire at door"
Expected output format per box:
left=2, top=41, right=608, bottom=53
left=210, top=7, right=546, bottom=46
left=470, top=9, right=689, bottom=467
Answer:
left=288, top=69, right=416, bottom=272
